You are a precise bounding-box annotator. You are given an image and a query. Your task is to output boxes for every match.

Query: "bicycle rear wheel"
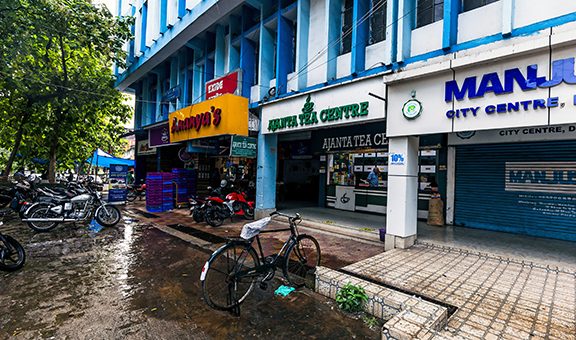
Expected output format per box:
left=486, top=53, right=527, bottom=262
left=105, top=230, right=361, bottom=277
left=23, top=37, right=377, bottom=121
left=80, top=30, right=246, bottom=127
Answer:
left=201, top=243, right=259, bottom=310
left=283, top=235, right=321, bottom=288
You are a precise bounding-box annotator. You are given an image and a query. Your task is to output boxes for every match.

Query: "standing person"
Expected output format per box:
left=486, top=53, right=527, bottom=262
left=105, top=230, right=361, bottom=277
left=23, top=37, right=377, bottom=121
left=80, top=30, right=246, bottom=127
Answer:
left=127, top=169, right=135, bottom=185
left=366, top=166, right=380, bottom=187
left=210, top=167, right=221, bottom=188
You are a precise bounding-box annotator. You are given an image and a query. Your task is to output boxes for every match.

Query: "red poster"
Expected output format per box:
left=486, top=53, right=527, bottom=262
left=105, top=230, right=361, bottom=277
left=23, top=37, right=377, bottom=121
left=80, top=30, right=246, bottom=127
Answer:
left=205, top=71, right=240, bottom=100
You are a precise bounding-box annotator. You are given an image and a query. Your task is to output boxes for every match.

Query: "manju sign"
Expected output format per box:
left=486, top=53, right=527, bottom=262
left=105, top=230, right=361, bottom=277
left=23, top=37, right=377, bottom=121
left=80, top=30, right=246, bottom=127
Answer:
left=230, top=135, right=257, bottom=158
left=261, top=77, right=385, bottom=134
left=169, top=94, right=249, bottom=143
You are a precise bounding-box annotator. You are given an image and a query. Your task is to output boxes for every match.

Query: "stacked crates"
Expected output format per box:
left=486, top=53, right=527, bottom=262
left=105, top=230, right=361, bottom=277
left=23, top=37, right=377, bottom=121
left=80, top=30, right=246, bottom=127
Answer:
left=146, top=172, right=174, bottom=212
left=172, top=168, right=197, bottom=207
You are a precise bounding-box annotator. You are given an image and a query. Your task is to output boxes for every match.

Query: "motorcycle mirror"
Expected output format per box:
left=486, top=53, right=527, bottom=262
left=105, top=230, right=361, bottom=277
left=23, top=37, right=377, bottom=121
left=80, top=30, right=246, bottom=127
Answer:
left=207, top=186, right=212, bottom=191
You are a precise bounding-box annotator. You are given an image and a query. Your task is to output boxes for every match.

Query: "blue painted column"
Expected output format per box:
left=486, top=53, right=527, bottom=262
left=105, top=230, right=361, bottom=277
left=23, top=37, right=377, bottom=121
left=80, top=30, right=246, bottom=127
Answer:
left=155, top=72, right=162, bottom=120
left=276, top=15, right=294, bottom=95
left=141, top=76, right=150, bottom=125
left=296, top=0, right=310, bottom=90
left=442, top=0, right=460, bottom=50
left=160, top=0, right=167, bottom=34
left=214, top=25, right=226, bottom=77
left=384, top=0, right=399, bottom=65
left=178, top=0, right=186, bottom=18
left=140, top=2, right=148, bottom=54
left=326, top=0, right=341, bottom=81
left=169, top=57, right=178, bottom=112
left=240, top=37, right=255, bottom=98
left=134, top=82, right=143, bottom=129
left=192, top=49, right=203, bottom=104
left=259, top=25, right=274, bottom=100
left=255, top=132, right=278, bottom=218
left=351, top=0, right=369, bottom=74
left=228, top=16, right=241, bottom=71
left=396, top=0, right=414, bottom=63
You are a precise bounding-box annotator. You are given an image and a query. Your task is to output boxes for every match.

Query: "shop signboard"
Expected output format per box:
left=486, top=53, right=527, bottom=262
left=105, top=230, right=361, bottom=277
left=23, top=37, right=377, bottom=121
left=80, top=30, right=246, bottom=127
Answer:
left=205, top=70, right=241, bottom=100
left=149, top=124, right=171, bottom=147
left=388, top=46, right=576, bottom=137
left=448, top=123, right=576, bottom=145
left=230, top=135, right=257, bottom=158
left=311, top=122, right=387, bottom=152
left=261, top=77, right=385, bottom=134
left=169, top=94, right=249, bottom=143
left=163, top=86, right=180, bottom=101
left=137, top=140, right=156, bottom=155
left=108, top=164, right=128, bottom=203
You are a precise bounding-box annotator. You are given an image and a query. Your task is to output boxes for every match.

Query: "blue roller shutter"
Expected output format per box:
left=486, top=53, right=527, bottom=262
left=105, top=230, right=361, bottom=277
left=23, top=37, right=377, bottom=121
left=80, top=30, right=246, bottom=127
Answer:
left=455, top=141, right=576, bottom=241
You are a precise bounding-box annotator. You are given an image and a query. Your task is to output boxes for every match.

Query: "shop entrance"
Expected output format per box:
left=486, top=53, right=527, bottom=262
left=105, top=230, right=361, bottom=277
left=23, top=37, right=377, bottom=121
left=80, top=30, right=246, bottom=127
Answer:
left=277, top=138, right=320, bottom=209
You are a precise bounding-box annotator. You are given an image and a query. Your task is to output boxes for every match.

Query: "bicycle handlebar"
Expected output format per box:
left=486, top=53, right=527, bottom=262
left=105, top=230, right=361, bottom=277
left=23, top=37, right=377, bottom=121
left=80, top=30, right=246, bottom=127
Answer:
left=270, top=211, right=301, bottom=222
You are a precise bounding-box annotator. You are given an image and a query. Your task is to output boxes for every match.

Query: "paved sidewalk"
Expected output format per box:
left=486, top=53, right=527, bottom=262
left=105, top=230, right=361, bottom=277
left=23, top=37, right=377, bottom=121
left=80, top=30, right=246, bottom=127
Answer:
left=344, top=243, right=576, bottom=339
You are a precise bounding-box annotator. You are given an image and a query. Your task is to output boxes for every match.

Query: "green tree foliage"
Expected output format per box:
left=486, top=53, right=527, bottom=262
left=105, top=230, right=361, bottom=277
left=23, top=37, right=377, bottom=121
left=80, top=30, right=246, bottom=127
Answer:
left=0, top=0, right=134, bottom=181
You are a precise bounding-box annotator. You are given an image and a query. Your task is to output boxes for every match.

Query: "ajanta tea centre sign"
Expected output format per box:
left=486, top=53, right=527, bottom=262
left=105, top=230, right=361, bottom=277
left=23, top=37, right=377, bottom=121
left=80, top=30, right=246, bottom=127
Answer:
left=267, top=95, right=369, bottom=132
left=261, top=76, right=386, bottom=134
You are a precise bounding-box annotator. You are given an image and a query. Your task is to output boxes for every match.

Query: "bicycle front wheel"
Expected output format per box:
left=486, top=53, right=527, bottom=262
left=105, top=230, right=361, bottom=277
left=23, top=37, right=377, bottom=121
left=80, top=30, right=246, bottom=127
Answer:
left=283, top=234, right=321, bottom=288
left=201, top=243, right=259, bottom=310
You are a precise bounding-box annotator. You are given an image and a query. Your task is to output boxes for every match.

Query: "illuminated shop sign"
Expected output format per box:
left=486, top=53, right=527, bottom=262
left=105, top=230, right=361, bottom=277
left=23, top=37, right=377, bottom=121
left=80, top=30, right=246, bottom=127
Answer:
left=445, top=57, right=576, bottom=120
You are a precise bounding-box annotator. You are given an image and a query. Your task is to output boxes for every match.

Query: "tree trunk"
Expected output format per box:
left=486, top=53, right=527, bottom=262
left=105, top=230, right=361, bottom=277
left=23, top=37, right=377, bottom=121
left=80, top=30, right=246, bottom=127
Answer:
left=48, top=139, right=58, bottom=184
left=2, top=112, right=30, bottom=179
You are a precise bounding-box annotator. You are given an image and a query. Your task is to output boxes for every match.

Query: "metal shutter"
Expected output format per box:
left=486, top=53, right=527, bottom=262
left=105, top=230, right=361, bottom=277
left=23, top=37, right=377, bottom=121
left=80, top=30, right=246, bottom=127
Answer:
left=455, top=141, right=576, bottom=241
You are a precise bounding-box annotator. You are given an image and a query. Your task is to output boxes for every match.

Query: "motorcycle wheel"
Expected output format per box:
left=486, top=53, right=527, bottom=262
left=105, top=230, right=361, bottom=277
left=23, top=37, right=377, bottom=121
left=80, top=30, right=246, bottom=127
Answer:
left=205, top=207, right=224, bottom=227
left=126, top=190, right=137, bottom=202
left=95, top=205, right=121, bottom=227
left=26, top=203, right=59, bottom=232
left=244, top=206, right=255, bottom=220
left=0, top=235, right=25, bottom=271
left=192, top=208, right=205, bottom=223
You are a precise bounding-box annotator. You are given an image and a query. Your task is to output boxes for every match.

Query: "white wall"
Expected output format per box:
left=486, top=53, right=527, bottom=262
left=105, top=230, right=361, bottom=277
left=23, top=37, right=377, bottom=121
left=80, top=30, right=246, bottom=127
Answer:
left=146, top=0, right=160, bottom=47
left=514, top=0, right=576, bottom=28
left=336, top=52, right=351, bottom=79
left=167, top=0, right=179, bottom=26
left=186, top=0, right=201, bottom=10
left=366, top=40, right=387, bottom=70
left=134, top=8, right=143, bottom=55
left=411, top=20, right=443, bottom=57
left=458, top=1, right=502, bottom=43
left=307, top=0, right=328, bottom=87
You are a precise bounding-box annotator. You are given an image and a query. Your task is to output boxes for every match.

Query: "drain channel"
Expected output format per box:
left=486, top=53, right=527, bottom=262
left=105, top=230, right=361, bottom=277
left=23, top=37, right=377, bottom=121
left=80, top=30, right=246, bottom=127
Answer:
left=167, top=224, right=227, bottom=244
left=338, top=268, right=458, bottom=317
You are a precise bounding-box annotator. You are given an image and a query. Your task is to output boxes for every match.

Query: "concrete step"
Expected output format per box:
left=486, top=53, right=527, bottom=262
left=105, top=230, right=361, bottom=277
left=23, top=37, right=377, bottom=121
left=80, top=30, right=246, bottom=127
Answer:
left=274, top=217, right=384, bottom=246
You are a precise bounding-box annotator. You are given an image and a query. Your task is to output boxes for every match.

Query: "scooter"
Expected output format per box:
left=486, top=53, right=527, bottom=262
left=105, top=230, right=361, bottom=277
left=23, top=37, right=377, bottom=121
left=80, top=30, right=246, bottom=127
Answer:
left=204, top=186, right=255, bottom=227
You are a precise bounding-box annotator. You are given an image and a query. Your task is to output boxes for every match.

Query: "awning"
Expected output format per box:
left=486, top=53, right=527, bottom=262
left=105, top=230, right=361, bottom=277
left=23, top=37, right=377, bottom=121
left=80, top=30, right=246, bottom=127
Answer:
left=86, top=149, right=135, bottom=168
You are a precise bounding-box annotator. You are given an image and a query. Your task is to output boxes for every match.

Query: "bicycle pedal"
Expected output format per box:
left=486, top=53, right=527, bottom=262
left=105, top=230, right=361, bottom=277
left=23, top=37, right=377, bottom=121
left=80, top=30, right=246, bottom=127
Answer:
left=259, top=282, right=268, bottom=290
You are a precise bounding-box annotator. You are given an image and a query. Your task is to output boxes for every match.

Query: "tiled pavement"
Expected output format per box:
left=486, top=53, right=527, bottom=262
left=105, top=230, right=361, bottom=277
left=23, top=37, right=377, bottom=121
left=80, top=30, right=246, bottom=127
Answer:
left=343, top=243, right=576, bottom=339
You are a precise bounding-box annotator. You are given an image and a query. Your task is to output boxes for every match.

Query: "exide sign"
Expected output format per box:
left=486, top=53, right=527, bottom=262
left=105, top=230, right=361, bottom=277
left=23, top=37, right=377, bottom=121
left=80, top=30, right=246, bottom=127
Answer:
left=445, top=57, right=576, bottom=102
left=171, top=106, right=222, bottom=133
left=205, top=71, right=240, bottom=100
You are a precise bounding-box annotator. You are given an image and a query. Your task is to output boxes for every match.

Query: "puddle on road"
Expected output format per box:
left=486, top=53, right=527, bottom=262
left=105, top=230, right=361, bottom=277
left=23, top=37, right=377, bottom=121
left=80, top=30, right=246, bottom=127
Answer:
left=0, top=220, right=380, bottom=339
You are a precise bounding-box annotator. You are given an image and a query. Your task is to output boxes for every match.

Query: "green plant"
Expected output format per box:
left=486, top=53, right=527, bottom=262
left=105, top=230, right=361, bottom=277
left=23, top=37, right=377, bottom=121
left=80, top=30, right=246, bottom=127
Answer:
left=362, top=315, right=379, bottom=328
left=335, top=283, right=369, bottom=313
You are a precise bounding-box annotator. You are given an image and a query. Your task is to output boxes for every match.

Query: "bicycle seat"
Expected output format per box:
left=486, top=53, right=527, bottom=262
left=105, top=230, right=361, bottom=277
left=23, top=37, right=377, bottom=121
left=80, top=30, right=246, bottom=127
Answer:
left=240, top=217, right=272, bottom=240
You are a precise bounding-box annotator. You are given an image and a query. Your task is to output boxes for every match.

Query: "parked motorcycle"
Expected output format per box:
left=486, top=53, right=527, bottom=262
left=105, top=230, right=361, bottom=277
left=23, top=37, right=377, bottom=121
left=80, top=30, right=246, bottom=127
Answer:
left=189, top=196, right=207, bottom=223
left=126, top=182, right=146, bottom=202
left=204, top=184, right=255, bottom=227
left=22, top=179, right=121, bottom=232
left=0, top=210, right=25, bottom=271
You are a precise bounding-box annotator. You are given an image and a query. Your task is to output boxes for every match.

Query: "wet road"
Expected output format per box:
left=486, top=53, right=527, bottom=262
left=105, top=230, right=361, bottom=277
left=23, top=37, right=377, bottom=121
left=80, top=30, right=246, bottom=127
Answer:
left=0, top=216, right=380, bottom=339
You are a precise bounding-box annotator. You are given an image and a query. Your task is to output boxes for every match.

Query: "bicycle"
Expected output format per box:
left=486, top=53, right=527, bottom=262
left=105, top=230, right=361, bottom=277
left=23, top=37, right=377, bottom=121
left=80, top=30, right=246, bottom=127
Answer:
left=200, top=211, right=321, bottom=311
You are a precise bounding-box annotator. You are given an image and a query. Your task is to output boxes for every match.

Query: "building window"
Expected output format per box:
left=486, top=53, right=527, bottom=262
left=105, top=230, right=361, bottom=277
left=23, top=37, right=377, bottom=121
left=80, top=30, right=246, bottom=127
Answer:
left=462, top=0, right=499, bottom=12
left=416, top=0, right=444, bottom=28
left=340, top=0, right=353, bottom=55
left=369, top=0, right=386, bottom=44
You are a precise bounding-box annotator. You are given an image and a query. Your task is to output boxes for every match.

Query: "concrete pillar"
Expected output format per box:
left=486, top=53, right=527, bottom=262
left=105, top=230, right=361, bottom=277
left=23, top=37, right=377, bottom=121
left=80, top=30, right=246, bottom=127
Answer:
left=385, top=136, right=419, bottom=250
left=296, top=0, right=309, bottom=90
left=214, top=25, right=226, bottom=77
left=396, top=0, right=414, bottom=63
left=255, top=132, right=278, bottom=219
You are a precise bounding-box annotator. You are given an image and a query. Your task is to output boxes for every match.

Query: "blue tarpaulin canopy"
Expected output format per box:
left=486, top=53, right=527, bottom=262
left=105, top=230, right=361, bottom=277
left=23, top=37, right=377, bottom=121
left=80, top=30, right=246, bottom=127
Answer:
left=86, top=149, right=134, bottom=168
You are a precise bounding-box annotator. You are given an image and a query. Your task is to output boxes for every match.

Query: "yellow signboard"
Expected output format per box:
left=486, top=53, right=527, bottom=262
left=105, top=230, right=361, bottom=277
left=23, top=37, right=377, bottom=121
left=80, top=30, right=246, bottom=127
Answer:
left=169, top=94, right=249, bottom=143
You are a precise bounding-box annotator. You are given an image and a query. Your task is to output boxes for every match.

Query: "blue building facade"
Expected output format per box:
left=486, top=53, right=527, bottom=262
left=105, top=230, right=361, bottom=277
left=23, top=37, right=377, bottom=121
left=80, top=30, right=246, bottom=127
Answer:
left=116, top=0, right=576, bottom=245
